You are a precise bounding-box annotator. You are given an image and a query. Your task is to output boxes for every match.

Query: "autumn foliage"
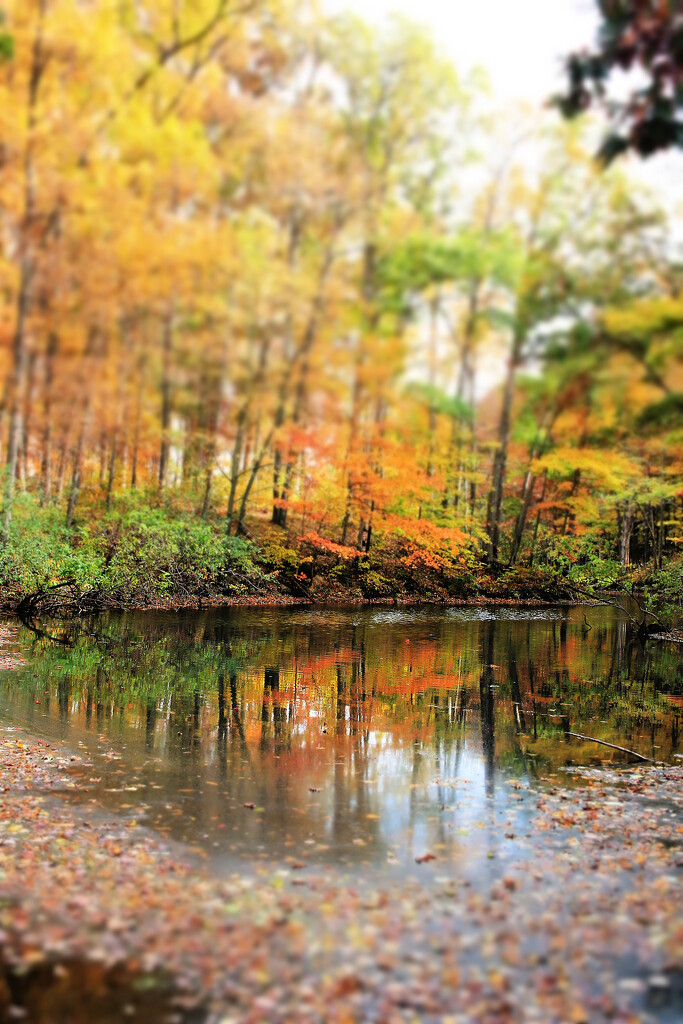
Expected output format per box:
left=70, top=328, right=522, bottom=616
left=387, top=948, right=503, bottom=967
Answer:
left=0, top=1, right=681, bottom=607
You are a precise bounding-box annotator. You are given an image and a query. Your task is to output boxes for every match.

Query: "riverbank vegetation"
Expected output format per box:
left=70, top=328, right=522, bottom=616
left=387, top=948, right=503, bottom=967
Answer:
left=0, top=1, right=681, bottom=619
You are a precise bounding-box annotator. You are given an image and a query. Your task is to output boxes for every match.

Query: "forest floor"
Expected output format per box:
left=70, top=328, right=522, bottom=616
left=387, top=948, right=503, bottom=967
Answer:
left=0, top=726, right=680, bottom=1024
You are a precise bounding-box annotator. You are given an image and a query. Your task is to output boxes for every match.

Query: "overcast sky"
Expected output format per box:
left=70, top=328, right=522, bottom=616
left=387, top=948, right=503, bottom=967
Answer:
left=322, top=0, right=682, bottom=216
left=324, top=0, right=599, bottom=105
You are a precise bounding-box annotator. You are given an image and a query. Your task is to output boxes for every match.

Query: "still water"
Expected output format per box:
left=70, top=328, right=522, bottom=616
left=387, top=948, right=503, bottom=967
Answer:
left=0, top=604, right=680, bottom=878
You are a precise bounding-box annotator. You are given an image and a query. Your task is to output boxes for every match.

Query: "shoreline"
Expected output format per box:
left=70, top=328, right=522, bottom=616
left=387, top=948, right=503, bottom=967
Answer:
left=2, top=591, right=630, bottom=615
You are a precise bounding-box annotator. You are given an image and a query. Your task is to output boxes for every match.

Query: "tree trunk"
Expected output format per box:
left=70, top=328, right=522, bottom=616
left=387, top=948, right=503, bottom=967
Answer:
left=200, top=466, right=213, bottom=520
left=19, top=350, right=37, bottom=493
left=527, top=474, right=547, bottom=568
left=105, top=431, right=118, bottom=510
left=236, top=426, right=275, bottom=535
left=66, top=420, right=87, bottom=530
left=619, top=498, right=634, bottom=568
left=485, top=326, right=524, bottom=565
left=226, top=408, right=247, bottom=537
left=158, top=311, right=173, bottom=488
left=271, top=239, right=336, bottom=528
left=3, top=2, right=46, bottom=537
left=508, top=414, right=555, bottom=567
left=130, top=377, right=142, bottom=490
left=657, top=449, right=666, bottom=570
left=64, top=327, right=99, bottom=528
left=40, top=332, right=59, bottom=504
left=55, top=433, right=69, bottom=501
left=453, top=280, right=478, bottom=513
left=3, top=259, right=32, bottom=536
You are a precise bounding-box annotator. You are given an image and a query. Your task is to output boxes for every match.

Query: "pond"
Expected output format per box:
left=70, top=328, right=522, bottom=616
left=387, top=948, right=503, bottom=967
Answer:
left=0, top=603, right=680, bottom=880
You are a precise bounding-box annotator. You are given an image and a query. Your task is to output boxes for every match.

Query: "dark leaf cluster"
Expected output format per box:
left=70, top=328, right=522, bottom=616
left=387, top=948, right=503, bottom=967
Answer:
left=556, top=1, right=683, bottom=161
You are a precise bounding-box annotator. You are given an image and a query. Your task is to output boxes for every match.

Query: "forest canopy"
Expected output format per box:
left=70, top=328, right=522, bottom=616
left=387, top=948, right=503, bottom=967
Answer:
left=0, top=0, right=681, bottom=613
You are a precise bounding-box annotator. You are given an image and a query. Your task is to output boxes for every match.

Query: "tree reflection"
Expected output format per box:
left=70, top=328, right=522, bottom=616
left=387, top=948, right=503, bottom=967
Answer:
left=0, top=605, right=679, bottom=867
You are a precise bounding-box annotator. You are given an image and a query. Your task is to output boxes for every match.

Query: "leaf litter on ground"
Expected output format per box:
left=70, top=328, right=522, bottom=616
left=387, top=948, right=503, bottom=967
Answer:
left=0, top=726, right=680, bottom=1023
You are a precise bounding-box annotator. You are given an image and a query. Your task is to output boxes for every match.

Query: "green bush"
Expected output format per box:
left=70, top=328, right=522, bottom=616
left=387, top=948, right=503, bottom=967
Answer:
left=568, top=555, right=627, bottom=593
left=223, top=536, right=264, bottom=594
left=0, top=493, right=275, bottom=604
left=639, top=556, right=683, bottom=627
left=258, top=532, right=300, bottom=575
left=100, top=507, right=225, bottom=599
left=357, top=559, right=392, bottom=597
left=0, top=496, right=103, bottom=597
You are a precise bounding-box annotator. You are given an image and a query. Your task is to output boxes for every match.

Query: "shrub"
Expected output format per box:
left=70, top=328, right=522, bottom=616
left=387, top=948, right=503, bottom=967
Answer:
left=258, top=531, right=300, bottom=575
left=100, top=508, right=224, bottom=599
left=357, top=559, right=392, bottom=597
left=639, top=556, right=683, bottom=627
left=0, top=496, right=104, bottom=598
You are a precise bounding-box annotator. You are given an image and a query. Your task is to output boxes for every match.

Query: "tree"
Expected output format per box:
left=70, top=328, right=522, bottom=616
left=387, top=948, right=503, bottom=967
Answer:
left=557, top=0, right=683, bottom=162
left=319, top=14, right=473, bottom=551
left=0, top=0, right=274, bottom=533
left=0, top=2, right=680, bottom=602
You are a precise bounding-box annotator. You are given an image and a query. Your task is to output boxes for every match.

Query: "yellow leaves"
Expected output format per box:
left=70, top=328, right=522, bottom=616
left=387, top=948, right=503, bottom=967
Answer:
left=533, top=446, right=641, bottom=493
left=114, top=110, right=218, bottom=198
left=601, top=296, right=683, bottom=340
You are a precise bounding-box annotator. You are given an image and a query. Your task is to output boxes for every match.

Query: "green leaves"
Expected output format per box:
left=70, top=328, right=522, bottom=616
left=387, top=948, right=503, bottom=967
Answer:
left=597, top=134, right=630, bottom=167
left=0, top=11, right=12, bottom=61
left=375, top=236, right=469, bottom=311
left=408, top=383, right=473, bottom=423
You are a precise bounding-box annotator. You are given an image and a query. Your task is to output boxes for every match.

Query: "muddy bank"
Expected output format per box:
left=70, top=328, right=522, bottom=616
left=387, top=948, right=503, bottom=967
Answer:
left=0, top=725, right=680, bottom=1023
left=2, top=590, right=614, bottom=615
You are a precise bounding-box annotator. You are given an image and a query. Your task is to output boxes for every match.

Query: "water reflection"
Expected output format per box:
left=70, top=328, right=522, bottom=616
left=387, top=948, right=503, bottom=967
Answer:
left=0, top=605, right=680, bottom=876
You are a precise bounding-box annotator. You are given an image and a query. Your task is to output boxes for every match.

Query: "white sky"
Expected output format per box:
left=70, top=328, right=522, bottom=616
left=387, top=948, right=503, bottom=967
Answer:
left=323, top=0, right=683, bottom=220
left=325, top=0, right=599, bottom=103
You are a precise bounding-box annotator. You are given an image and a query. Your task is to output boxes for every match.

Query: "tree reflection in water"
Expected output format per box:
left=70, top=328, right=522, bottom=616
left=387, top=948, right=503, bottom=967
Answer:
left=0, top=604, right=680, bottom=875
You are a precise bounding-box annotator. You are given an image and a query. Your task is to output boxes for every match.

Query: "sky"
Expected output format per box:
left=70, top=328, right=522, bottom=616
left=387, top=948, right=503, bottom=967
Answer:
left=325, top=0, right=599, bottom=104
left=323, top=0, right=683, bottom=216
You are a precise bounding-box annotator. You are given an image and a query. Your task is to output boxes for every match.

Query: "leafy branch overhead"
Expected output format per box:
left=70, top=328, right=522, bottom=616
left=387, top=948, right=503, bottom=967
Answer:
left=556, top=1, right=683, bottom=161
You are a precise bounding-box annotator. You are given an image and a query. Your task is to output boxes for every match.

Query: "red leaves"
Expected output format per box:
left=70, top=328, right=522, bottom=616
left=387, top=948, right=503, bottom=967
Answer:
left=415, top=852, right=436, bottom=864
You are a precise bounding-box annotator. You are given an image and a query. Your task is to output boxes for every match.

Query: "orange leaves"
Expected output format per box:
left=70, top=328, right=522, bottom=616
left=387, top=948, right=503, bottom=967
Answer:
left=303, top=532, right=357, bottom=561
left=381, top=514, right=469, bottom=572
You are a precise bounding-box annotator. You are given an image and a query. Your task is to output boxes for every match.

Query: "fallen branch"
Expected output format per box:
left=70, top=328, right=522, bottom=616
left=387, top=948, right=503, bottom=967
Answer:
left=649, top=630, right=683, bottom=644
left=567, top=732, right=656, bottom=763
left=568, top=581, right=667, bottom=634
left=16, top=581, right=121, bottom=620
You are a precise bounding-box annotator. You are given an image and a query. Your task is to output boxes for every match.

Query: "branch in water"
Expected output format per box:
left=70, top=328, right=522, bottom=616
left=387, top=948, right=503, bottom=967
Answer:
left=567, top=732, right=656, bottom=763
